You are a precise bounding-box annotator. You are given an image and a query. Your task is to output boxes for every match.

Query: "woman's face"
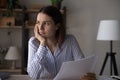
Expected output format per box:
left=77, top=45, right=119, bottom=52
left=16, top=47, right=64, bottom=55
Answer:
left=36, top=13, right=59, bottom=38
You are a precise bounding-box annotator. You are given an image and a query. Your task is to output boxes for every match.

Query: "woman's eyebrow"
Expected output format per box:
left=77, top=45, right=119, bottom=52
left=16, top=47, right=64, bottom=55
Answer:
left=36, top=20, right=52, bottom=24
left=44, top=20, right=52, bottom=23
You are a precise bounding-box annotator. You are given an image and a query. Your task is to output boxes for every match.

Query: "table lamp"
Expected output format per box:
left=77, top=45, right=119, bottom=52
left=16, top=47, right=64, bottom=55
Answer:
left=97, top=20, right=120, bottom=75
left=4, top=46, right=20, bottom=69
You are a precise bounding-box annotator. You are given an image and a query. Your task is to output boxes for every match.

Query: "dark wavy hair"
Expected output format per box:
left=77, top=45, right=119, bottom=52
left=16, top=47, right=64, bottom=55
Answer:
left=38, top=6, right=66, bottom=47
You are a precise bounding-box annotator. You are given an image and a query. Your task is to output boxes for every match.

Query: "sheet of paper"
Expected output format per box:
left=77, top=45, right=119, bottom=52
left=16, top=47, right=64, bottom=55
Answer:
left=54, top=55, right=95, bottom=80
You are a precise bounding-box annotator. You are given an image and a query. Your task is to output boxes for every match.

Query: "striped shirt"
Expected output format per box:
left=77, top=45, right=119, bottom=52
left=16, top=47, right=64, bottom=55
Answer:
left=27, top=34, right=84, bottom=79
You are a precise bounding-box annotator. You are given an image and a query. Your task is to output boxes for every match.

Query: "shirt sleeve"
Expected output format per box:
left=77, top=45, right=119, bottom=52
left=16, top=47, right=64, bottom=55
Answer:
left=27, top=37, right=48, bottom=79
left=69, top=35, right=84, bottom=60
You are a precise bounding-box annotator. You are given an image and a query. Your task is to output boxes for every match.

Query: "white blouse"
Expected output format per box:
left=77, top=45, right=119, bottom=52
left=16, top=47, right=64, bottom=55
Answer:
left=27, top=34, right=84, bottom=79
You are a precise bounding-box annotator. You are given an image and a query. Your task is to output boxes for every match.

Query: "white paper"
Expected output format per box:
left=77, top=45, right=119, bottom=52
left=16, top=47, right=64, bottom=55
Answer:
left=54, top=55, right=95, bottom=80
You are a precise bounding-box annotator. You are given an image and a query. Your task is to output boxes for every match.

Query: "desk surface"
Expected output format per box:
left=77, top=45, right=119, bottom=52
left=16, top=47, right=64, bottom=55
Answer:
left=6, top=75, right=52, bottom=80
left=4, top=75, right=114, bottom=80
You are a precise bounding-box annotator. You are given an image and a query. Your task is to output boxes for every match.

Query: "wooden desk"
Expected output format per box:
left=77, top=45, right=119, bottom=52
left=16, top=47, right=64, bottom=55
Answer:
left=3, top=75, right=113, bottom=80
left=6, top=75, right=53, bottom=80
left=6, top=75, right=31, bottom=80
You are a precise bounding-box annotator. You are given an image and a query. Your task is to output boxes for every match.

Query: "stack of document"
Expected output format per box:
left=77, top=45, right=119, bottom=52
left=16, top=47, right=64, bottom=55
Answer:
left=54, top=55, right=95, bottom=80
left=0, top=72, right=10, bottom=80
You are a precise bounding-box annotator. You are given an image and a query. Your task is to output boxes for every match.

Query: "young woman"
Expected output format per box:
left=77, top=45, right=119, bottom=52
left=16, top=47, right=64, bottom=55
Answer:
left=27, top=5, right=84, bottom=79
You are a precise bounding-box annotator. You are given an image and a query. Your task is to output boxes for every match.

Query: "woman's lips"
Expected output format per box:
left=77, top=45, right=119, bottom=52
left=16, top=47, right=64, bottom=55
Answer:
left=39, top=32, right=45, bottom=35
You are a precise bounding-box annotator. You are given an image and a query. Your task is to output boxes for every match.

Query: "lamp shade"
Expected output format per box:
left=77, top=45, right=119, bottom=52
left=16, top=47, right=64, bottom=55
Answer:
left=5, top=46, right=20, bottom=60
left=97, top=20, right=120, bottom=41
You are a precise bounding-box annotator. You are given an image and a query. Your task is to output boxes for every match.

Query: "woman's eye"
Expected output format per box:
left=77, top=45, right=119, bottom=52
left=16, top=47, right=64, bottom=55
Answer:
left=44, top=22, right=50, bottom=25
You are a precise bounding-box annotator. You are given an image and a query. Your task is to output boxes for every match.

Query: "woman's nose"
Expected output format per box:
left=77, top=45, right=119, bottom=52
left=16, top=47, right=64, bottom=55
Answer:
left=38, top=24, right=44, bottom=30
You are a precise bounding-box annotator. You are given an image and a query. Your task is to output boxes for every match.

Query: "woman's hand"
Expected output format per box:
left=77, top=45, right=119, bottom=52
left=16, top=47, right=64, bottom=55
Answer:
left=34, top=24, right=46, bottom=46
left=80, top=73, right=96, bottom=80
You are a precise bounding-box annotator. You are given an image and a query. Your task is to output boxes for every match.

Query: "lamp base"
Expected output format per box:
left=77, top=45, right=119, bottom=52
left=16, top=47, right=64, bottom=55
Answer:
left=11, top=60, right=16, bottom=69
left=99, top=52, right=118, bottom=75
